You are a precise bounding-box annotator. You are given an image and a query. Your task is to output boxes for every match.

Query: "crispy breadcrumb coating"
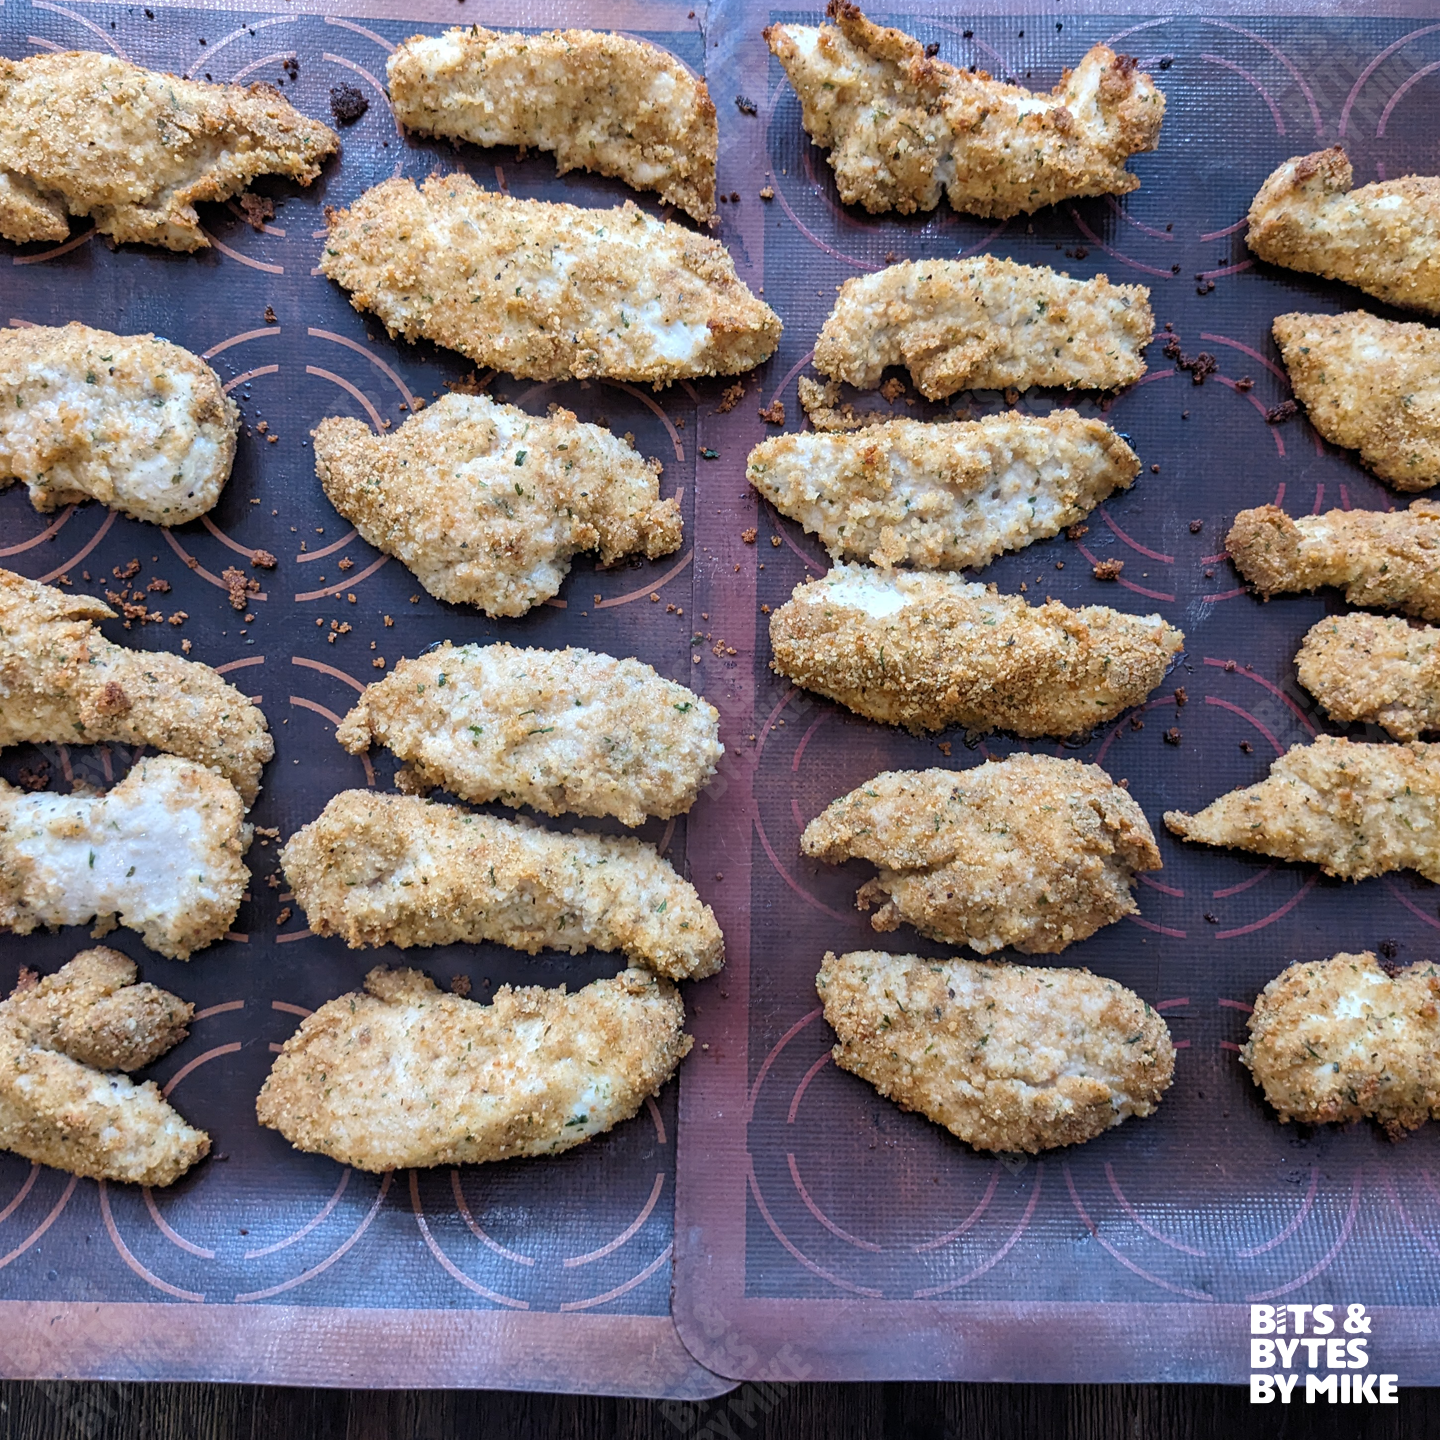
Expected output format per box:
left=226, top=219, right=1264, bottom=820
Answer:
left=747, top=411, right=1139, bottom=568
left=312, top=393, right=681, bottom=617
left=1247, top=147, right=1440, bottom=315
left=1244, top=952, right=1440, bottom=1138
left=819, top=950, right=1173, bottom=1152
left=0, top=51, right=337, bottom=250
left=1273, top=311, right=1440, bottom=492
left=282, top=791, right=723, bottom=980
left=1165, top=736, right=1440, bottom=882
left=0, top=566, right=272, bottom=805
left=257, top=965, right=689, bottom=1172
left=0, top=755, right=251, bottom=959
left=388, top=26, right=717, bottom=223
left=802, top=758, right=1161, bottom=954
left=769, top=565, right=1183, bottom=737
left=319, top=173, right=780, bottom=382
left=0, top=323, right=238, bottom=524
left=1227, top=501, right=1440, bottom=621
left=1296, top=613, right=1440, bottom=742
left=0, top=948, right=207, bottom=1185
left=766, top=2, right=1163, bottom=220
left=336, top=642, right=722, bottom=826
left=813, top=256, right=1152, bottom=400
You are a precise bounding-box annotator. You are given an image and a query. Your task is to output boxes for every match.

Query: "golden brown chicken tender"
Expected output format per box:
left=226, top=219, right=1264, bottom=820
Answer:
left=1296, top=613, right=1440, bottom=742
left=336, top=642, right=721, bottom=826
left=1247, top=147, right=1440, bottom=315
left=1243, top=952, right=1440, bottom=1138
left=819, top=950, right=1174, bottom=1153
left=319, top=174, right=780, bottom=382
left=746, top=411, right=1140, bottom=569
left=313, top=393, right=681, bottom=617
left=766, top=2, right=1164, bottom=219
left=387, top=26, right=717, bottom=223
left=1164, top=736, right=1440, bottom=882
left=0, top=948, right=207, bottom=1186
left=0, top=566, right=272, bottom=805
left=1227, top=501, right=1440, bottom=621
left=813, top=256, right=1152, bottom=400
left=0, top=51, right=337, bottom=250
left=802, top=758, right=1161, bottom=954
left=257, top=965, right=689, bottom=1172
left=1273, top=311, right=1440, bottom=491
left=769, top=565, right=1184, bottom=737
left=282, top=791, right=723, bottom=980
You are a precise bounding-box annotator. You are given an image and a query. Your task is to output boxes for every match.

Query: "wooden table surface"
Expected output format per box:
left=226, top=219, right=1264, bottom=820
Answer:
left=0, top=1382, right=1434, bottom=1437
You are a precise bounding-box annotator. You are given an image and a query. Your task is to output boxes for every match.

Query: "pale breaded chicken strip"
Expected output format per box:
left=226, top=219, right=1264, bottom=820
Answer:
left=282, top=791, right=723, bottom=980
left=336, top=641, right=722, bottom=826
left=1227, top=501, right=1440, bottom=621
left=0, top=323, right=238, bottom=525
left=818, top=950, right=1173, bottom=1153
left=769, top=565, right=1183, bottom=737
left=1165, top=736, right=1440, bottom=883
left=388, top=26, right=716, bottom=224
left=1296, top=613, right=1440, bottom=742
left=766, top=2, right=1163, bottom=220
left=747, top=411, right=1139, bottom=568
left=1247, top=147, right=1440, bottom=315
left=813, top=256, right=1152, bottom=400
left=0, top=948, right=207, bottom=1185
left=312, top=393, right=681, bottom=617
left=257, top=965, right=688, bottom=1172
left=802, top=758, right=1161, bottom=954
left=0, top=51, right=338, bottom=251
left=0, top=755, right=251, bottom=959
left=1243, top=952, right=1440, bottom=1138
left=0, top=566, right=272, bottom=805
left=319, top=174, right=780, bottom=382
left=1273, top=312, right=1440, bottom=492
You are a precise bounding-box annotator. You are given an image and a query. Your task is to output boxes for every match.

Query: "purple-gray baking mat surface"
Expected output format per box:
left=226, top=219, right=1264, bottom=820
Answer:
left=0, top=0, right=734, bottom=1396
left=674, top=3, right=1440, bottom=1384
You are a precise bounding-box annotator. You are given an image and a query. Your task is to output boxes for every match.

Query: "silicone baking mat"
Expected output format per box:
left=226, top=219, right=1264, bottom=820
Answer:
left=0, top=0, right=731, bottom=1395
left=675, top=0, right=1440, bottom=1384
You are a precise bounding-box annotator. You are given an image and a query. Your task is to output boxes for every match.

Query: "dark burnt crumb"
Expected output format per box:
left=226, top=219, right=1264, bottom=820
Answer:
left=329, top=83, right=369, bottom=126
left=1150, top=463, right=1160, bottom=473
left=1182, top=410, right=1189, bottom=419
left=886, top=251, right=897, bottom=263
left=716, top=382, right=745, bottom=413
left=264, top=305, right=277, bottom=324
left=1003, top=386, right=1020, bottom=406
left=1196, top=279, right=1215, bottom=295
left=1175, top=686, right=1188, bottom=707
left=1066, top=523, right=1089, bottom=540
left=1379, top=939, right=1399, bottom=960
left=1236, top=376, right=1255, bottom=391
left=1204, top=568, right=1214, bottom=578
left=1171, top=263, right=1181, bottom=274
left=1266, top=399, right=1299, bottom=424
left=1092, top=558, right=1124, bottom=580
left=730, top=191, right=740, bottom=202
left=758, top=398, right=785, bottom=424
left=924, top=40, right=940, bottom=56
left=1130, top=714, right=1145, bottom=731
left=1074, top=245, right=1089, bottom=260
left=451, top=974, right=473, bottom=997
left=251, top=549, right=278, bottom=569
left=1159, top=56, right=1174, bottom=69
left=735, top=94, right=757, bottom=115
left=1189, top=519, right=1203, bottom=533
left=17, top=761, right=49, bottom=792
left=1204, top=912, right=1218, bottom=923
left=1240, top=740, right=1253, bottom=753
left=1162, top=335, right=1216, bottom=384
left=1164, top=726, right=1182, bottom=745
left=238, top=194, right=274, bottom=231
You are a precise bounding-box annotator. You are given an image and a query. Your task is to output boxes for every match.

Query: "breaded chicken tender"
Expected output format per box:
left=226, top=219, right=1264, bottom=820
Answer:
left=769, top=565, right=1183, bottom=736
left=813, top=256, right=1152, bottom=400
left=1296, top=613, right=1440, bottom=742
left=0, top=323, right=238, bottom=524
left=1247, top=147, right=1440, bottom=315
left=387, top=26, right=717, bottom=223
left=319, top=174, right=780, bottom=382
left=282, top=791, right=723, bottom=980
left=0, top=567, right=272, bottom=804
left=0, top=755, right=251, bottom=959
left=818, top=950, right=1173, bottom=1152
left=1243, top=952, right=1440, bottom=1138
left=0, top=51, right=338, bottom=250
left=1273, top=312, right=1440, bottom=491
left=257, top=965, right=689, bottom=1172
left=312, top=393, right=681, bottom=617
left=802, top=758, right=1161, bottom=954
left=1165, top=736, right=1440, bottom=883
left=0, top=948, right=207, bottom=1185
left=747, top=411, right=1139, bottom=568
left=336, top=642, right=721, bottom=826
left=766, top=2, right=1164, bottom=220
left=1227, top=501, right=1440, bottom=621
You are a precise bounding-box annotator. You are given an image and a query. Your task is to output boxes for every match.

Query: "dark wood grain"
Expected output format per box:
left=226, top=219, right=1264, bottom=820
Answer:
left=0, top=1383, right=1435, bottom=1439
